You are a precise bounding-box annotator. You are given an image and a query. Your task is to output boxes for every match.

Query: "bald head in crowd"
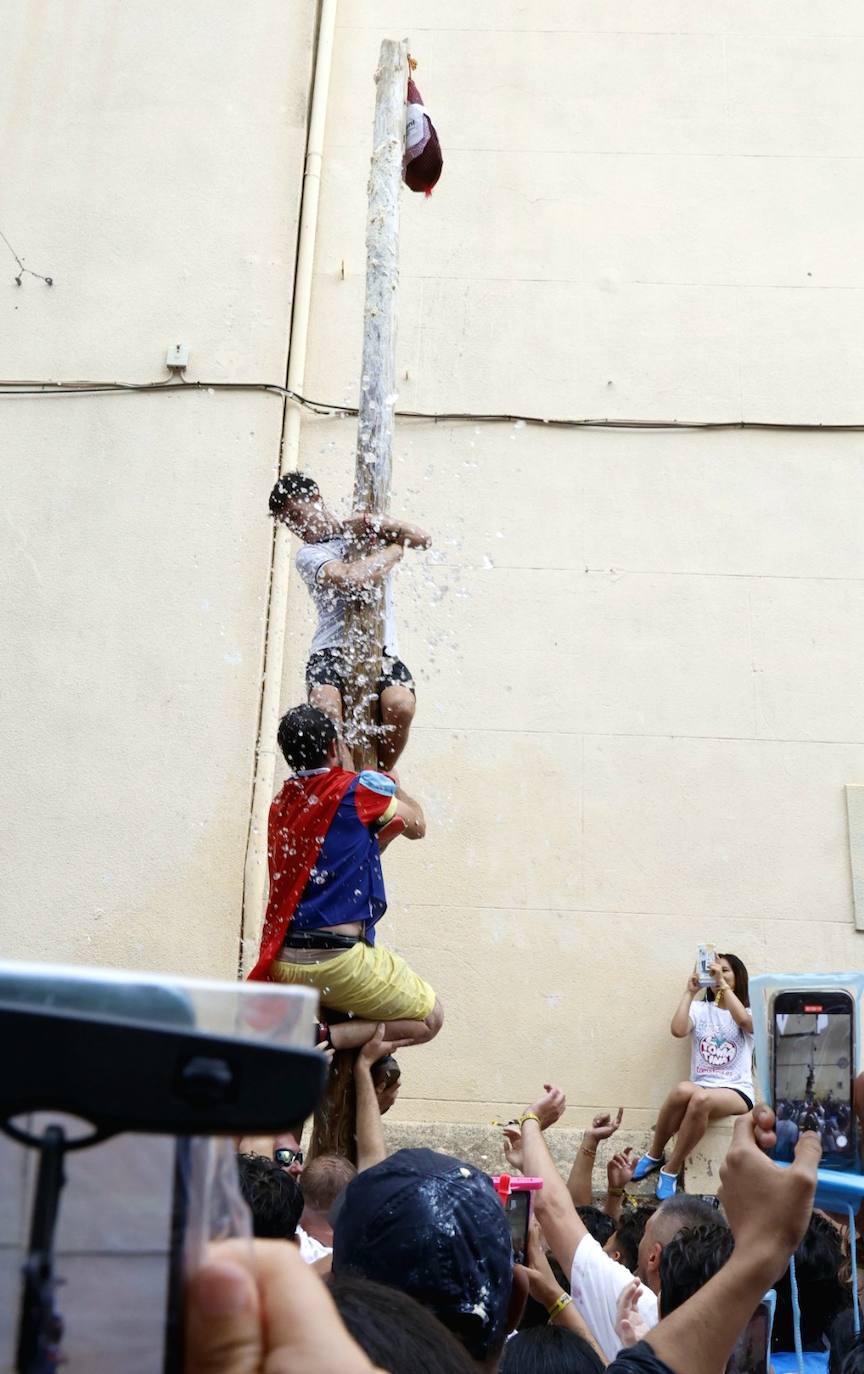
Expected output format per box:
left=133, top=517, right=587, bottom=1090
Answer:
left=300, top=1153, right=357, bottom=1249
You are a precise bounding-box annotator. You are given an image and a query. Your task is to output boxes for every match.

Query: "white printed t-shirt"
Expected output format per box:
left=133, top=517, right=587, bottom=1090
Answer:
left=570, top=1234, right=659, bottom=1362
left=688, top=999, right=755, bottom=1100
left=295, top=536, right=399, bottom=657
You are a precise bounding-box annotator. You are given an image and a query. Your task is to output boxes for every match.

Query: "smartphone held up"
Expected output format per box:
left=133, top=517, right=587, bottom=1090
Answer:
left=491, top=1175, right=542, bottom=1265
left=771, top=988, right=856, bottom=1171
left=696, top=944, right=717, bottom=989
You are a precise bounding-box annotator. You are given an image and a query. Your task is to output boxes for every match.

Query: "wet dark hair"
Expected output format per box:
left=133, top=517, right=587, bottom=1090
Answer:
left=659, top=1222, right=734, bottom=1317
left=611, top=1204, right=656, bottom=1273
left=300, top=1152, right=356, bottom=1213
left=500, top=1326, right=604, bottom=1374
left=269, top=470, right=320, bottom=516
left=236, top=1153, right=303, bottom=1240
left=277, top=703, right=337, bottom=771
left=327, top=1275, right=476, bottom=1374
left=841, top=1349, right=864, bottom=1374
left=371, top=1054, right=401, bottom=1089
left=773, top=1211, right=851, bottom=1351
left=576, top=1205, right=615, bottom=1248
left=706, top=952, right=750, bottom=1008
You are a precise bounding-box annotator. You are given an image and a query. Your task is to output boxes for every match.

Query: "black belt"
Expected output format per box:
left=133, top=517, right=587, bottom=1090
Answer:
left=281, top=931, right=362, bottom=951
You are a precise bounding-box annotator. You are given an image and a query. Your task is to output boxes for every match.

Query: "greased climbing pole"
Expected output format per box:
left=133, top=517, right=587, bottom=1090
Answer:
left=310, top=39, right=409, bottom=1161
left=341, top=38, right=410, bottom=773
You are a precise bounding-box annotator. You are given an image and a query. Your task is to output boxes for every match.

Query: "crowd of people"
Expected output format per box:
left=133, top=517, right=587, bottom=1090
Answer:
left=179, top=475, right=864, bottom=1373
left=188, top=1072, right=864, bottom=1374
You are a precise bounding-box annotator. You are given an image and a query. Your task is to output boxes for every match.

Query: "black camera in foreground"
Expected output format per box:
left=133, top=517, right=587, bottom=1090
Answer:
left=0, top=962, right=325, bottom=1374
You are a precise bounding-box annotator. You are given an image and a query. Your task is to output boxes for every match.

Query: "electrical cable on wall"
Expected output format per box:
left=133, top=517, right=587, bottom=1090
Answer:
left=1, top=376, right=863, bottom=433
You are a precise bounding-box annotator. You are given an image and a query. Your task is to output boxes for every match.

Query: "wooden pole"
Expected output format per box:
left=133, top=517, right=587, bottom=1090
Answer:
left=309, top=39, right=408, bottom=1163
left=342, top=38, right=409, bottom=772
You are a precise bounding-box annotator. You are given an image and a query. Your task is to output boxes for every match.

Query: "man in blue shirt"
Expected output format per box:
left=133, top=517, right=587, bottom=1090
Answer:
left=251, top=705, right=443, bottom=1053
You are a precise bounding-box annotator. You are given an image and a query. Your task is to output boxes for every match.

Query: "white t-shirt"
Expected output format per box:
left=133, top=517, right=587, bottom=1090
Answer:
left=688, top=999, right=755, bottom=1099
left=295, top=1224, right=331, bottom=1265
left=295, top=536, right=398, bottom=657
left=570, top=1233, right=659, bottom=1362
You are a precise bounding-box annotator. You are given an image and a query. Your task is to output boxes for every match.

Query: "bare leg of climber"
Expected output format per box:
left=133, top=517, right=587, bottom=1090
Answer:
left=328, top=1000, right=444, bottom=1051
left=377, top=684, right=416, bottom=771
left=309, top=682, right=343, bottom=725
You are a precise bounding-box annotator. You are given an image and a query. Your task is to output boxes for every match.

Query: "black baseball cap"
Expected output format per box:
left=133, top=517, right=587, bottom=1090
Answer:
left=331, top=1148, right=513, bottom=1361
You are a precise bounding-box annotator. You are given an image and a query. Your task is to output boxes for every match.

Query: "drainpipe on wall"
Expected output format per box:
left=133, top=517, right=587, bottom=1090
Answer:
left=239, top=0, right=338, bottom=972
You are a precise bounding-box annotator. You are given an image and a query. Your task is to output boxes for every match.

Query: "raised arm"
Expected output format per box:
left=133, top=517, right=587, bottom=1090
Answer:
left=637, top=1109, right=820, bottom=1374
left=319, top=543, right=404, bottom=595
left=711, top=962, right=753, bottom=1033
left=342, top=513, right=432, bottom=550
left=566, top=1108, right=623, bottom=1208
left=354, top=1026, right=410, bottom=1172
left=604, top=1147, right=636, bottom=1223
left=390, top=777, right=425, bottom=840
left=523, top=1224, right=605, bottom=1362
left=671, top=971, right=701, bottom=1038
left=518, top=1085, right=587, bottom=1277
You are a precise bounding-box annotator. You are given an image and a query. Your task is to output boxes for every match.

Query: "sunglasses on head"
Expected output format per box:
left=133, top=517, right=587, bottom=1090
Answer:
left=275, top=1147, right=304, bottom=1167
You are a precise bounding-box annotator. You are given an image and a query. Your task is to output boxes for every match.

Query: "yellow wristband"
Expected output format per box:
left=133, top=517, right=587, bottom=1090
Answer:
left=519, top=1111, right=541, bottom=1128
left=547, top=1294, right=572, bottom=1323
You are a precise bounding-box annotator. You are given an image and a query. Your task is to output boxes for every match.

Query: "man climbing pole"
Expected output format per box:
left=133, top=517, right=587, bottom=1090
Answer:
left=248, top=702, right=443, bottom=1052
left=269, top=472, right=430, bottom=771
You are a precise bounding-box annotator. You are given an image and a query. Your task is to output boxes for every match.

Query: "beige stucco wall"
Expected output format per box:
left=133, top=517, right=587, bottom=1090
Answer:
left=288, top=1, right=864, bottom=1141
left=0, top=2, right=316, bottom=974
left=4, top=1, right=864, bottom=1164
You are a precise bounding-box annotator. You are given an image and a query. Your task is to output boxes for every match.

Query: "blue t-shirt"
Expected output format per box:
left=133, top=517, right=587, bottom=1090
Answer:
left=291, top=772, right=396, bottom=943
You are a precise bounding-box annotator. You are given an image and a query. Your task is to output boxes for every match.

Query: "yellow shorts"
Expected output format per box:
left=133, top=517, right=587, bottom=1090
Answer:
left=270, top=940, right=436, bottom=1023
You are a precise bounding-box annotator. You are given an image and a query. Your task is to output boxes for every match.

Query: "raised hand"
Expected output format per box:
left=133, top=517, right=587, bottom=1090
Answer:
left=586, top=1107, right=623, bottom=1144
left=718, top=1105, right=821, bottom=1283
left=502, top=1123, right=524, bottom=1173
left=357, top=1022, right=412, bottom=1068
left=527, top=1084, right=567, bottom=1130
left=607, top=1146, right=637, bottom=1191
left=616, top=1278, right=650, bottom=1349
left=521, top=1222, right=564, bottom=1309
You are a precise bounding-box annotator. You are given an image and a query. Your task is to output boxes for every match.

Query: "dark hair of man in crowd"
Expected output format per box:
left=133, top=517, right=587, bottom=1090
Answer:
left=705, top=952, right=750, bottom=1007
left=372, top=1054, right=401, bottom=1089
left=300, top=1152, right=356, bottom=1213
left=610, top=1204, right=656, bottom=1273
left=236, top=1153, right=304, bottom=1240
left=829, top=1309, right=864, bottom=1374
left=269, top=471, right=320, bottom=516
left=659, top=1222, right=735, bottom=1317
left=651, top=1194, right=725, bottom=1245
left=773, top=1211, right=851, bottom=1351
left=327, top=1275, right=476, bottom=1374
left=277, top=703, right=337, bottom=772
left=575, top=1205, right=616, bottom=1248
left=499, top=1326, right=604, bottom=1374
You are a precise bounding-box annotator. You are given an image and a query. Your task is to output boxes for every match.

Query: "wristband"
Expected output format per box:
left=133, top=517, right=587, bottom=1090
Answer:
left=547, top=1294, right=572, bottom=1323
left=607, top=1187, right=624, bottom=1197
left=580, top=1146, right=597, bottom=1159
left=519, top=1111, right=541, bottom=1128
